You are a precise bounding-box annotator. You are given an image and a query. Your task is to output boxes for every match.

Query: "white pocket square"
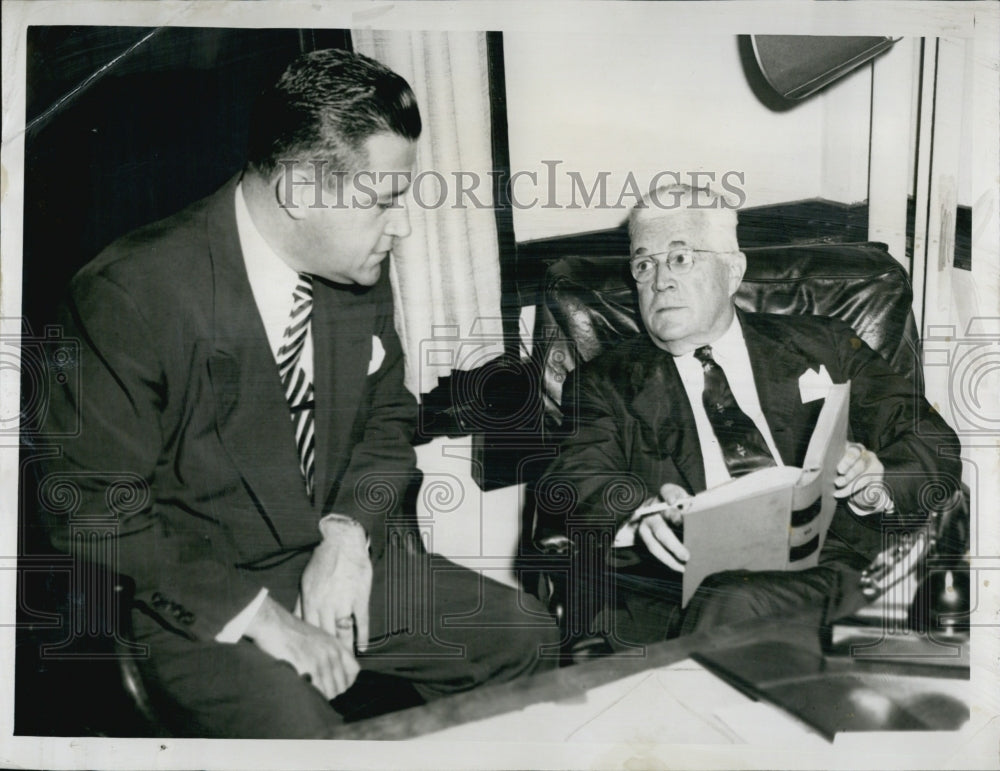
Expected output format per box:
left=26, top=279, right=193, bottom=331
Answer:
left=798, top=364, right=834, bottom=403
left=367, top=336, right=386, bottom=375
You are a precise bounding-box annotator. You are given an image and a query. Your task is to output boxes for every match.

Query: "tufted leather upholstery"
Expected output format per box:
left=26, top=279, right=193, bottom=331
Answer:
left=530, top=239, right=920, bottom=429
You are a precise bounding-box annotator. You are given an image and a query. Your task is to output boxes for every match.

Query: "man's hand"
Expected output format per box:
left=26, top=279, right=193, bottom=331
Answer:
left=834, top=441, right=888, bottom=513
left=298, top=516, right=373, bottom=651
left=245, top=595, right=360, bottom=700
left=637, top=482, right=692, bottom=572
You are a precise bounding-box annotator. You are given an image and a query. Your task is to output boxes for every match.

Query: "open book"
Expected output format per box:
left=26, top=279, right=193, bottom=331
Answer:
left=627, top=382, right=850, bottom=607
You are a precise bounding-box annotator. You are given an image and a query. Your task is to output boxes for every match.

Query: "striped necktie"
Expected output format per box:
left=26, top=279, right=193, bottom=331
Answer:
left=276, top=274, right=315, bottom=499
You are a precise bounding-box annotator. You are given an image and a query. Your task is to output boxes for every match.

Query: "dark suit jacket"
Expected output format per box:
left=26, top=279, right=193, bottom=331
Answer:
left=42, top=176, right=419, bottom=640
left=535, top=310, right=962, bottom=564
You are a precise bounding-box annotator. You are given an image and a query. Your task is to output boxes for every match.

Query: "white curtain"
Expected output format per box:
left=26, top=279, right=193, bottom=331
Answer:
left=352, top=30, right=505, bottom=396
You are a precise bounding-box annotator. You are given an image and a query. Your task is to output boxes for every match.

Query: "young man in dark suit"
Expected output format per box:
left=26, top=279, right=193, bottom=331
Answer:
left=534, top=184, right=961, bottom=649
left=40, top=49, right=556, bottom=737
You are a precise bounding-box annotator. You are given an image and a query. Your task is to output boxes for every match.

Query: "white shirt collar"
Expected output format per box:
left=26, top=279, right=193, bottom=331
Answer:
left=234, top=181, right=302, bottom=360
left=701, top=311, right=745, bottom=364
left=671, top=311, right=744, bottom=363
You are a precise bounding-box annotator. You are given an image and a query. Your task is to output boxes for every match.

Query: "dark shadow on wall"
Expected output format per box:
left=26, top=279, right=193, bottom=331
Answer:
left=22, top=26, right=349, bottom=335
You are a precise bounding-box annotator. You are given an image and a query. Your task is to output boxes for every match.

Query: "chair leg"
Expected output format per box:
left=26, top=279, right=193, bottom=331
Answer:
left=115, top=645, right=169, bottom=735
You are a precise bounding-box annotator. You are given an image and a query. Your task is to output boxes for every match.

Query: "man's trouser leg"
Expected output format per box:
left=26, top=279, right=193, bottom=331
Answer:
left=132, top=535, right=559, bottom=738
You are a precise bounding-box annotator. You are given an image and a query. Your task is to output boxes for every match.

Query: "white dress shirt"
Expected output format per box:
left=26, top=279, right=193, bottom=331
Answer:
left=236, top=181, right=314, bottom=381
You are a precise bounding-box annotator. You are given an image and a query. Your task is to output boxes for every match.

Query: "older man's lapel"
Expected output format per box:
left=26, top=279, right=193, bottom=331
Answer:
left=628, top=338, right=707, bottom=494
left=739, top=311, right=823, bottom=468
left=205, top=176, right=314, bottom=546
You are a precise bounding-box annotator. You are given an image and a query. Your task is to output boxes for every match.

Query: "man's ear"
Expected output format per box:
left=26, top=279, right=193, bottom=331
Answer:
left=728, top=251, right=747, bottom=293
left=274, top=164, right=320, bottom=220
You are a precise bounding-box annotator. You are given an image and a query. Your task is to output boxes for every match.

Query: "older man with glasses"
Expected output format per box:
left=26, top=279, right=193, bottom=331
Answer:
left=535, top=184, right=961, bottom=651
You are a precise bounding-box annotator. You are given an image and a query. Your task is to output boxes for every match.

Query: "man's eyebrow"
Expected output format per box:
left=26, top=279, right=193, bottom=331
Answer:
left=632, top=247, right=649, bottom=257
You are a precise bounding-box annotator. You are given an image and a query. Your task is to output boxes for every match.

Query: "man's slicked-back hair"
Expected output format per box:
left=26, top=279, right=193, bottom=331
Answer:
left=246, top=48, right=421, bottom=179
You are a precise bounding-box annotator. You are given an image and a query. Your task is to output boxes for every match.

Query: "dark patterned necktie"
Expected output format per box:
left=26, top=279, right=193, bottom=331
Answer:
left=276, top=274, right=315, bottom=499
left=693, top=345, right=776, bottom=478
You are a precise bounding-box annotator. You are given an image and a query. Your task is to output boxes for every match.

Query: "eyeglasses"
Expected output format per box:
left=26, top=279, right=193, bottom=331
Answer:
left=629, top=247, right=717, bottom=282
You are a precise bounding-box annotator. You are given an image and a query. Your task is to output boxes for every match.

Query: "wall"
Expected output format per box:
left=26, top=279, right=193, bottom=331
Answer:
left=414, top=437, right=523, bottom=589
left=504, top=31, right=873, bottom=242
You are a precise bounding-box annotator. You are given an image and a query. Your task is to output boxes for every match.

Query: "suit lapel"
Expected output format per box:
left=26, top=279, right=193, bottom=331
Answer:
left=739, top=311, right=822, bottom=467
left=311, top=280, right=374, bottom=512
left=204, top=176, right=313, bottom=544
left=628, top=339, right=706, bottom=494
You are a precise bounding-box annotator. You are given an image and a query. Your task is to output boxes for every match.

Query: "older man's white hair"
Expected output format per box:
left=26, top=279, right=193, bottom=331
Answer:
left=628, top=184, right=741, bottom=254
